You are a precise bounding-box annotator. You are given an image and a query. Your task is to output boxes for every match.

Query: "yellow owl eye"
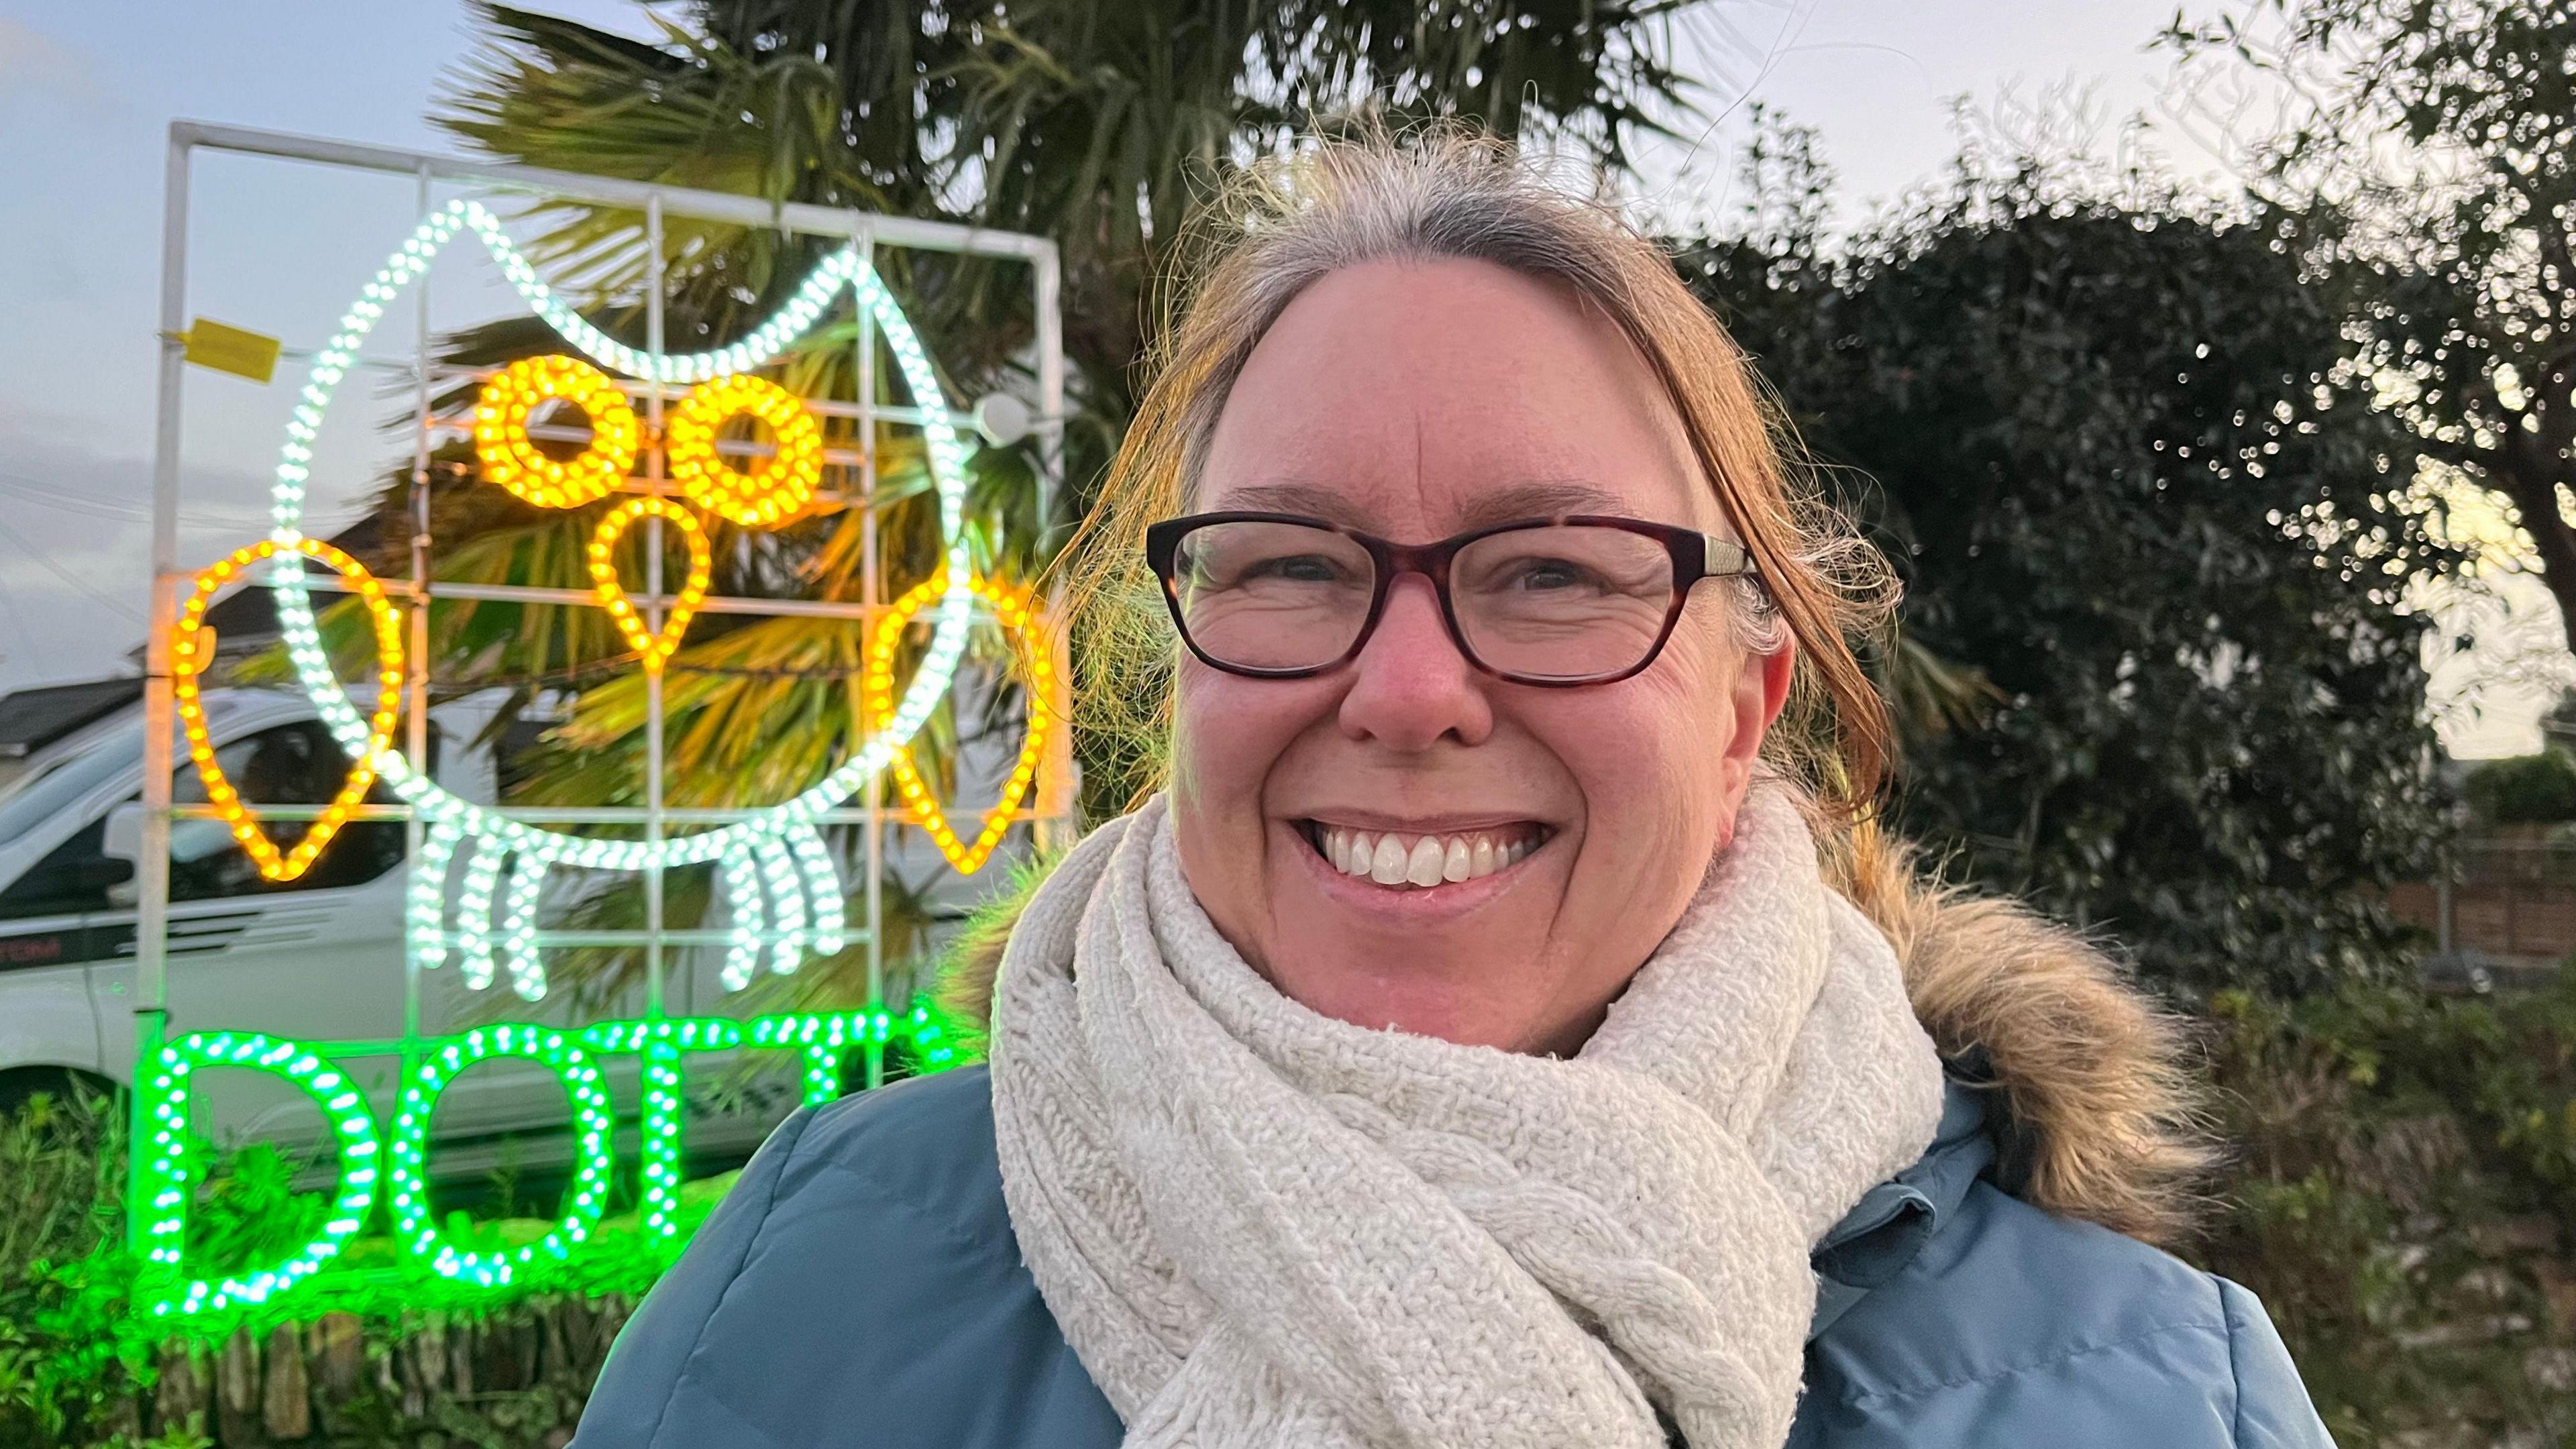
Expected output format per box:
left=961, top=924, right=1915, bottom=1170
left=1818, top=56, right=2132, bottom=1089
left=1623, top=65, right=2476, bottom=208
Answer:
left=472, top=356, right=641, bottom=510
left=665, top=374, right=824, bottom=528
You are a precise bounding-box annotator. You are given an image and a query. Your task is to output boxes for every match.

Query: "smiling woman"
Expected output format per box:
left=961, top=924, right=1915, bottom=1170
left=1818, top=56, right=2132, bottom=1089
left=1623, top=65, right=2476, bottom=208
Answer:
left=567, top=123, right=2335, bottom=1449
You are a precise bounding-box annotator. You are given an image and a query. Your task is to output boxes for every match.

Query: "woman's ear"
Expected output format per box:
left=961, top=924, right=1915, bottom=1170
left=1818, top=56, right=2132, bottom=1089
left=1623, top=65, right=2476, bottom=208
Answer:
left=1711, top=638, right=1794, bottom=851
left=1720, top=639, right=1794, bottom=786
left=1757, top=637, right=1794, bottom=730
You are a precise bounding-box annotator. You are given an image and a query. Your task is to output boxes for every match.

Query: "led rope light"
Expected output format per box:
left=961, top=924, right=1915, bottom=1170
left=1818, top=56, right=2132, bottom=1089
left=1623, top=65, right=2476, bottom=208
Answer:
left=173, top=539, right=405, bottom=883
left=464, top=207, right=863, bottom=385
left=142, top=196, right=1040, bottom=1328
left=409, top=817, right=464, bottom=973
left=749, top=1011, right=880, bottom=1107
left=863, top=572, right=1058, bottom=874
left=787, top=822, right=846, bottom=955
left=754, top=835, right=808, bottom=976
left=636, top=1033, right=686, bottom=1236
left=718, top=844, right=768, bottom=992
left=578, top=1018, right=745, bottom=1236
left=471, top=355, right=640, bottom=509
left=140, top=1033, right=383, bottom=1318
left=737, top=1004, right=965, bottom=1101
left=586, top=496, right=712, bottom=674
left=666, top=373, right=824, bottom=526
left=260, top=198, right=981, bottom=892
left=453, top=837, right=508, bottom=991
left=499, top=852, right=548, bottom=1002
left=903, top=1001, right=963, bottom=1073
left=387, top=1025, right=614, bottom=1287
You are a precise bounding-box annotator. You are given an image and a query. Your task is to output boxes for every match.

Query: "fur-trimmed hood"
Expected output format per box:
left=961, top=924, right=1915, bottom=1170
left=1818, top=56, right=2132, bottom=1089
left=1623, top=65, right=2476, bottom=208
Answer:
left=1835, top=830, right=2214, bottom=1248
left=936, top=829, right=2213, bottom=1249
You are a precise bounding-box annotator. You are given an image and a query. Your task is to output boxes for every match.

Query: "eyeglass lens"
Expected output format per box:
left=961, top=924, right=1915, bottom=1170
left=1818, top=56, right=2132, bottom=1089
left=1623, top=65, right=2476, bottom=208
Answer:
left=1167, top=519, right=1677, bottom=680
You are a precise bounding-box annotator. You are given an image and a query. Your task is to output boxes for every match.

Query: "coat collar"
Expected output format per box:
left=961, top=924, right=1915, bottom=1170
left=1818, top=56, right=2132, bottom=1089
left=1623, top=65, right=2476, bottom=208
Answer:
left=1807, top=1073, right=1996, bottom=1342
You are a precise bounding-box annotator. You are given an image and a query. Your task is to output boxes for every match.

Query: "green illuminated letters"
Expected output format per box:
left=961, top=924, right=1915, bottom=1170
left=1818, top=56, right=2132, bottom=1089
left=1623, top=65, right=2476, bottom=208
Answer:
left=135, top=1004, right=968, bottom=1322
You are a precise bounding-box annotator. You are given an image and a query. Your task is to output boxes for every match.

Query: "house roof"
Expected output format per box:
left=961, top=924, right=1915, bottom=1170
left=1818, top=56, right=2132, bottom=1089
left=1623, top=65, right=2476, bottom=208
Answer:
left=199, top=515, right=386, bottom=645
left=45, top=519, right=390, bottom=752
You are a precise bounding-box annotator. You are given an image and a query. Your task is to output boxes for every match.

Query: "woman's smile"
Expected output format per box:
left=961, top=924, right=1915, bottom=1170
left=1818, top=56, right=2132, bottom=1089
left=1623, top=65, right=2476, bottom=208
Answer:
left=1306, top=818, right=1549, bottom=888
left=1273, top=812, right=1558, bottom=923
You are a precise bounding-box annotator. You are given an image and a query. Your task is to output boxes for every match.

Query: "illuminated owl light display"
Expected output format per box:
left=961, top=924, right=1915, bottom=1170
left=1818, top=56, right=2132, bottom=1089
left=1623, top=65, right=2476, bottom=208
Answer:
left=170, top=199, right=1050, bottom=1003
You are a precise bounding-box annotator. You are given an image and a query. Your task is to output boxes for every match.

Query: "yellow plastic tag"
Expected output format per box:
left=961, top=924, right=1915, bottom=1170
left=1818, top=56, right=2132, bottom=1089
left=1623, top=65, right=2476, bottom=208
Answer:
left=180, top=318, right=282, bottom=384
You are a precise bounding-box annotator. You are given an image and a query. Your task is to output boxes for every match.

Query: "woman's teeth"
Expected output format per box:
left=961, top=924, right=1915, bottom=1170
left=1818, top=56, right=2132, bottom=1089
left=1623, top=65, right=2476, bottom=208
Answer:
left=1314, top=824, right=1540, bottom=890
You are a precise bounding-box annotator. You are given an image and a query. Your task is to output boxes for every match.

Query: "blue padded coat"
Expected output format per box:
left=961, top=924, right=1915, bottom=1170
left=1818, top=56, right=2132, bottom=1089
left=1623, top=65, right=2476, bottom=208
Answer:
left=568, top=1062, right=2334, bottom=1448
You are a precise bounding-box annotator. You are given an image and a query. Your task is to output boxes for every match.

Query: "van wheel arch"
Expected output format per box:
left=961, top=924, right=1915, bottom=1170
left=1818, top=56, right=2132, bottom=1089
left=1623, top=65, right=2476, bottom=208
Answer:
left=0, top=1064, right=122, bottom=1118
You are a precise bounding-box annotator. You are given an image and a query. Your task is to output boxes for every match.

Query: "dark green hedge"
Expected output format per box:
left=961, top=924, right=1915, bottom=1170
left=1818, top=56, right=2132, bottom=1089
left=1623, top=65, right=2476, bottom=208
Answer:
left=2466, top=753, right=2576, bottom=827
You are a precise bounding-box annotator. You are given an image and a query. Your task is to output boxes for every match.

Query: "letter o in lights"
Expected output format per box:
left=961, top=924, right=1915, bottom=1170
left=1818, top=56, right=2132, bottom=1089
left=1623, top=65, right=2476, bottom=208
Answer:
left=386, top=1025, right=616, bottom=1287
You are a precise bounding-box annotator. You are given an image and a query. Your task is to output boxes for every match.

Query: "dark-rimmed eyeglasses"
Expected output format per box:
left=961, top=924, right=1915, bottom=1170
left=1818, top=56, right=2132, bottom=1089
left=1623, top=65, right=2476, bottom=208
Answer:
left=1142, top=511, right=1758, bottom=687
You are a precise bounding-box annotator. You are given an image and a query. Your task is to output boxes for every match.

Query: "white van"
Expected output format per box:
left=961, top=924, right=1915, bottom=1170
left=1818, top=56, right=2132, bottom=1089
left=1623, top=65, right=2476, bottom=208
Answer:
left=0, top=685, right=843, bottom=1178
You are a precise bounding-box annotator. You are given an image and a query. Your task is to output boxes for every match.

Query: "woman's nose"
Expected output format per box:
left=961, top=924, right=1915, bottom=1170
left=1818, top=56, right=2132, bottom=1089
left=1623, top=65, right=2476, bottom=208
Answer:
left=1335, top=575, right=1494, bottom=750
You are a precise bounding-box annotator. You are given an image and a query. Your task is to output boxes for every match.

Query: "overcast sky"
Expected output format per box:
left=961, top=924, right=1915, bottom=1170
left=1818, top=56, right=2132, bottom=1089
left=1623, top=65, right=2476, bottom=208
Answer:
left=0, top=0, right=2557, bottom=755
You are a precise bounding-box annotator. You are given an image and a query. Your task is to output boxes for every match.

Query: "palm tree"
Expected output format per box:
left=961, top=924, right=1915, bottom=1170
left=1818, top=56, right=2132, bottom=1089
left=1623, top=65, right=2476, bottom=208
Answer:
left=303, top=0, right=1727, bottom=1012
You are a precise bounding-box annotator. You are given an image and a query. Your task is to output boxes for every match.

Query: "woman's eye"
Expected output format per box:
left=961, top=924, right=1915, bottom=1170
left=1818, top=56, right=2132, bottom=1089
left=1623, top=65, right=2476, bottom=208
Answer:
left=1245, top=554, right=1346, bottom=584
left=1505, top=559, right=1593, bottom=591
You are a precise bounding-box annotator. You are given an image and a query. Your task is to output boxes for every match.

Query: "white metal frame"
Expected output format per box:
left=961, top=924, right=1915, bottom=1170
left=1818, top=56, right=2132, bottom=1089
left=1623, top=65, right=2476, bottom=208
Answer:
left=140, top=120, right=1069, bottom=1148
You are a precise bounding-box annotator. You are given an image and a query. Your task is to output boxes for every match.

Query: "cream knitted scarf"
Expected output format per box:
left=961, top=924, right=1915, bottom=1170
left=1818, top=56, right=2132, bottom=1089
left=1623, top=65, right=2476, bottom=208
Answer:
left=987, top=784, right=1945, bottom=1448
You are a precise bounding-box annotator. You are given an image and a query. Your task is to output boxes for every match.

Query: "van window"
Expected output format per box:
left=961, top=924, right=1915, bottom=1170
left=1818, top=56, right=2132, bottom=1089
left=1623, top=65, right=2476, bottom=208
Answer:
left=0, top=719, right=144, bottom=849
left=166, top=721, right=410, bottom=900
left=0, top=819, right=120, bottom=920
left=0, top=720, right=423, bottom=921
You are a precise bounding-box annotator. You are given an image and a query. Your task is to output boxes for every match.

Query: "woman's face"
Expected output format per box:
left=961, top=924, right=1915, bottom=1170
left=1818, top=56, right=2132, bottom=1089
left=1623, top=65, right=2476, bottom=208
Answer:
left=1169, top=256, right=1792, bottom=1056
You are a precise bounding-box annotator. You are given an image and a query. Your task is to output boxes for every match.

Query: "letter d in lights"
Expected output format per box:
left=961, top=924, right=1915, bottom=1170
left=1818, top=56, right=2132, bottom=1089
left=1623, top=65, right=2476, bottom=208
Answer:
left=139, top=1034, right=386, bottom=1320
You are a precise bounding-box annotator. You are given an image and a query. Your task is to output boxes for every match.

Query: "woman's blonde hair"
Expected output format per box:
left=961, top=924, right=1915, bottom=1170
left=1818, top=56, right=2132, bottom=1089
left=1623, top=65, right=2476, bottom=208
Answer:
left=1056, top=117, right=1898, bottom=835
